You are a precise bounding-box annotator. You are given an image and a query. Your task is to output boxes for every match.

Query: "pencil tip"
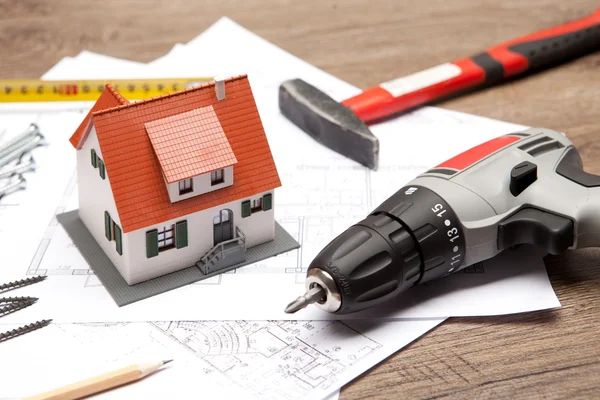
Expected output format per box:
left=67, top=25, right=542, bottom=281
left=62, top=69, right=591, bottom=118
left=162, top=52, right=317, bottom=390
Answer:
left=163, top=359, right=173, bottom=365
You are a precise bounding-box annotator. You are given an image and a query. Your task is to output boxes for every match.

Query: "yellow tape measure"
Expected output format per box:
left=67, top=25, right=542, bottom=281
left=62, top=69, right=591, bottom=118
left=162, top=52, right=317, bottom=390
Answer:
left=0, top=78, right=214, bottom=102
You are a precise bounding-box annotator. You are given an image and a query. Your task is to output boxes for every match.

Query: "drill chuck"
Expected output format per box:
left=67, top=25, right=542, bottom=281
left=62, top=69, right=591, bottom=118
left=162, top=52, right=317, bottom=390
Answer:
left=285, top=129, right=600, bottom=315
left=287, top=185, right=466, bottom=315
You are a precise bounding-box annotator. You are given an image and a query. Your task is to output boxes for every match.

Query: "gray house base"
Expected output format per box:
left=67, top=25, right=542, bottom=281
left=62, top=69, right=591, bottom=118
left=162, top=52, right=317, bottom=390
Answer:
left=56, top=210, right=300, bottom=306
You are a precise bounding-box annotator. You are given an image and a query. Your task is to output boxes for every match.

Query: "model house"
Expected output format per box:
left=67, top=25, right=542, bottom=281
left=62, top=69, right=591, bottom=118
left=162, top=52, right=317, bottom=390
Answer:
left=68, top=76, right=281, bottom=285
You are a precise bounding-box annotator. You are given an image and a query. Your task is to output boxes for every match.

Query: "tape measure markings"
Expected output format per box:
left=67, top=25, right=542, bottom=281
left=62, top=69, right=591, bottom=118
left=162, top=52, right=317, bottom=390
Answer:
left=0, top=78, right=213, bottom=102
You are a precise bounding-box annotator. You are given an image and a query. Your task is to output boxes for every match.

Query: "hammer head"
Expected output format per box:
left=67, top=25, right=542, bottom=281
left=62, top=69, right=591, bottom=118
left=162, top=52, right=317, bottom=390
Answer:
left=279, top=79, right=379, bottom=170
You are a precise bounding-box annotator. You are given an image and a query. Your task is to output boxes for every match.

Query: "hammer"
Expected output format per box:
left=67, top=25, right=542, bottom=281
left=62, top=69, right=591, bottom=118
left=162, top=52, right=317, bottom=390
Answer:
left=279, top=9, right=600, bottom=169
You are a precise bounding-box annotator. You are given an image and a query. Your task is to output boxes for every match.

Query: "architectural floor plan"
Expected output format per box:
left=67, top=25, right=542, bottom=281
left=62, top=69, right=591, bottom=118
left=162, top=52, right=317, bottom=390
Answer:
left=152, top=320, right=381, bottom=400
left=0, top=318, right=444, bottom=400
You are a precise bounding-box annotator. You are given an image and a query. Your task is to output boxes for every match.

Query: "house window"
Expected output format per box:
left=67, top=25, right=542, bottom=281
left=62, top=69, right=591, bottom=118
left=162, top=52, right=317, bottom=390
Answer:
left=146, top=221, right=188, bottom=258
left=157, top=224, right=175, bottom=252
left=179, top=178, right=193, bottom=195
left=242, top=193, right=273, bottom=218
left=210, top=169, right=224, bottom=186
left=251, top=197, right=263, bottom=212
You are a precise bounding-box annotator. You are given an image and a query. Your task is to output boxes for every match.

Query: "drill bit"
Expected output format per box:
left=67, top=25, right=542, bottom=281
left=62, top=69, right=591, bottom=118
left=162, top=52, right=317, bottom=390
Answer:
left=0, top=276, right=47, bottom=293
left=0, top=299, right=37, bottom=318
left=284, top=285, right=326, bottom=314
left=0, top=319, right=52, bottom=343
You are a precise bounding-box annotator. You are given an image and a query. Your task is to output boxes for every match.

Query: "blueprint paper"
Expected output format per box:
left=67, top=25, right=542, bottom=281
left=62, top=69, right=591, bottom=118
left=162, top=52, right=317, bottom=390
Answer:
left=0, top=19, right=560, bottom=323
left=0, top=318, right=443, bottom=400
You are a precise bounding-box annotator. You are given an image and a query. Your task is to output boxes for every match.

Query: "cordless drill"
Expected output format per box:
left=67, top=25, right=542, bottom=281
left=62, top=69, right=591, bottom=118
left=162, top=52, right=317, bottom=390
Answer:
left=285, top=128, right=600, bottom=314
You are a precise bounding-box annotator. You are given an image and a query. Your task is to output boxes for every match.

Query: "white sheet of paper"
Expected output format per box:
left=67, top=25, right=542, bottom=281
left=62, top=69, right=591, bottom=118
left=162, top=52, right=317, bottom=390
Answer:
left=0, top=18, right=560, bottom=324
left=0, top=318, right=443, bottom=400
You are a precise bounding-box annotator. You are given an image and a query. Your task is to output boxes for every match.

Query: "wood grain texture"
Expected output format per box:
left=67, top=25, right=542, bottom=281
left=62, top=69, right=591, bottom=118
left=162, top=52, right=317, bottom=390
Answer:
left=1, top=0, right=599, bottom=398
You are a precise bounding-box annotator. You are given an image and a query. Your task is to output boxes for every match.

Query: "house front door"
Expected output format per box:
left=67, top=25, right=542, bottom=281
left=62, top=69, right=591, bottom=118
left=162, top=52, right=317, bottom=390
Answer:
left=213, top=209, right=233, bottom=246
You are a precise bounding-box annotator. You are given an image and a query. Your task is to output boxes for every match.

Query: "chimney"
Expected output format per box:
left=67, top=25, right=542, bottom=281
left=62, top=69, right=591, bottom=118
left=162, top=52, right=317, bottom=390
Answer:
left=215, top=76, right=226, bottom=101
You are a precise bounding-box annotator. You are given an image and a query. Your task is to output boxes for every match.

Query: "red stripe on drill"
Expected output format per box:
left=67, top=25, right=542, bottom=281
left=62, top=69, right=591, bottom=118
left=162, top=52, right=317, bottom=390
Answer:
left=436, top=135, right=521, bottom=170
left=342, top=58, right=486, bottom=123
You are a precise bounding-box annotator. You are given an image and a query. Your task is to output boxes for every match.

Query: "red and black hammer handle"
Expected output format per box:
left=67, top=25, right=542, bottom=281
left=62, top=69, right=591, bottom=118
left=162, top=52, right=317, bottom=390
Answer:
left=343, top=9, right=600, bottom=123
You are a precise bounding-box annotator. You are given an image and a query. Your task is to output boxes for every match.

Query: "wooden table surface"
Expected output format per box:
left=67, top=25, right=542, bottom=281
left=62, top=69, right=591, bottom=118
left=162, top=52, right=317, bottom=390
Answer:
left=2, top=0, right=600, bottom=398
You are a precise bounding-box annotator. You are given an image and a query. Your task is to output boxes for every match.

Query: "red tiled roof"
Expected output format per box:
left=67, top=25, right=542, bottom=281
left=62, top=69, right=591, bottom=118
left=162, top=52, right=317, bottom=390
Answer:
left=68, top=75, right=281, bottom=233
left=69, top=84, right=129, bottom=149
left=145, top=106, right=238, bottom=184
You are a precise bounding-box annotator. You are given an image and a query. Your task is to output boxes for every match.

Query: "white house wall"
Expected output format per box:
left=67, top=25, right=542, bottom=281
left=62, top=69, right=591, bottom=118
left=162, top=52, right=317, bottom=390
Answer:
left=166, top=166, right=233, bottom=203
left=124, top=190, right=275, bottom=284
left=77, top=126, right=130, bottom=280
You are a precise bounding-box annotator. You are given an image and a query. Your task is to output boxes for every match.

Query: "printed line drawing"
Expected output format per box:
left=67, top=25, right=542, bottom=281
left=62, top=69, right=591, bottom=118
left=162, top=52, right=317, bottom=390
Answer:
left=151, top=320, right=382, bottom=400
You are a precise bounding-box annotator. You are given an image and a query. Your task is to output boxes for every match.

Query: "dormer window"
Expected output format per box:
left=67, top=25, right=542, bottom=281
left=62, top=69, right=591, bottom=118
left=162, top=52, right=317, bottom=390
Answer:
left=145, top=106, right=238, bottom=204
left=179, top=178, right=193, bottom=195
left=211, top=169, right=225, bottom=186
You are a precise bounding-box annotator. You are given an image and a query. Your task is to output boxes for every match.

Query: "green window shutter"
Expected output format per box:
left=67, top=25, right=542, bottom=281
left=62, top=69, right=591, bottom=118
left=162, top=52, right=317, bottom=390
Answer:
left=241, top=200, right=251, bottom=218
left=262, top=193, right=273, bottom=211
left=98, top=159, right=106, bottom=180
left=176, top=220, right=188, bottom=249
left=104, top=211, right=112, bottom=241
left=91, top=149, right=97, bottom=168
left=115, top=224, right=123, bottom=255
left=146, top=229, right=159, bottom=258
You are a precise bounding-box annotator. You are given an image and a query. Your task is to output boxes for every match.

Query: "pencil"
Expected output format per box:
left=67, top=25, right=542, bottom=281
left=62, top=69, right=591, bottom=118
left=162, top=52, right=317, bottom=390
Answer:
left=25, top=360, right=172, bottom=400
